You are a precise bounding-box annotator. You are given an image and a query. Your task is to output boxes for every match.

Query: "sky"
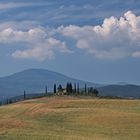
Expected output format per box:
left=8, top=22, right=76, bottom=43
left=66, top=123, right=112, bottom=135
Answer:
left=0, top=0, right=140, bottom=85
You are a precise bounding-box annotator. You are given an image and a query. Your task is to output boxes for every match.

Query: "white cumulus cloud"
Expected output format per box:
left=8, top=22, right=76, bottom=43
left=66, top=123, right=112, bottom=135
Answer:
left=57, top=11, right=140, bottom=60
left=0, top=27, right=72, bottom=60
left=12, top=37, right=71, bottom=61
left=0, top=27, right=46, bottom=43
left=0, top=11, right=140, bottom=61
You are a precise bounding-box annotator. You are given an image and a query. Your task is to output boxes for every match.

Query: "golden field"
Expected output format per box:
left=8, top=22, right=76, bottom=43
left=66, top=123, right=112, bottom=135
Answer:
left=0, top=96, right=140, bottom=140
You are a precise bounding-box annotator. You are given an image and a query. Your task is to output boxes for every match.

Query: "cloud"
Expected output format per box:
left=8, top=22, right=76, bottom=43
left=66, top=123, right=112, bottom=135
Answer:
left=0, top=27, right=46, bottom=43
left=0, top=3, right=26, bottom=10
left=0, top=26, right=72, bottom=61
left=0, top=21, right=41, bottom=30
left=132, top=52, right=140, bottom=58
left=57, top=11, right=140, bottom=60
left=12, top=38, right=71, bottom=61
left=0, top=11, right=140, bottom=61
left=0, top=2, right=51, bottom=10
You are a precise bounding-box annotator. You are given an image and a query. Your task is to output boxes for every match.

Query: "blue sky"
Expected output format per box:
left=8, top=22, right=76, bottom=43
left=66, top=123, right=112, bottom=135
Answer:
left=0, top=0, right=140, bottom=84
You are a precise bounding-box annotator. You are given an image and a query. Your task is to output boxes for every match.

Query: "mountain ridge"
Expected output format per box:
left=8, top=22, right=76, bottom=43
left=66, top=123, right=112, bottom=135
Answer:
left=0, top=68, right=99, bottom=99
left=98, top=84, right=140, bottom=98
left=0, top=68, right=140, bottom=99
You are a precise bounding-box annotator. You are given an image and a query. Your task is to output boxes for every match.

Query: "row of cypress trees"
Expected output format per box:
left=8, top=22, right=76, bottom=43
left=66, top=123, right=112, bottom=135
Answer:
left=49, top=83, right=99, bottom=97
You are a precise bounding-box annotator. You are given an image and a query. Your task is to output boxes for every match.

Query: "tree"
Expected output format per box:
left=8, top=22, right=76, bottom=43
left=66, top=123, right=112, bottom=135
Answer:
left=6, top=98, right=9, bottom=105
left=85, top=84, right=87, bottom=95
left=66, top=83, right=70, bottom=94
left=88, top=87, right=99, bottom=97
left=93, top=89, right=99, bottom=97
left=77, top=83, right=79, bottom=95
left=74, top=83, right=76, bottom=94
left=24, top=90, right=26, bottom=100
left=66, top=83, right=73, bottom=95
left=89, top=87, right=94, bottom=92
left=9, top=99, right=12, bottom=104
left=54, top=84, right=56, bottom=94
left=69, top=83, right=73, bottom=93
left=45, top=86, right=48, bottom=95
left=57, top=84, right=63, bottom=92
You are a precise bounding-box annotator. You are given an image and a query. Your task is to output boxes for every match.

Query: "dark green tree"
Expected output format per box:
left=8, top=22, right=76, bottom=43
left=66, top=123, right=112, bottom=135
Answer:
left=77, top=83, right=79, bottom=95
left=24, top=90, right=26, bottom=100
left=85, top=84, right=87, bottom=96
left=66, top=83, right=70, bottom=94
left=69, top=83, right=73, bottom=94
left=9, top=99, right=12, bottom=104
left=45, top=86, right=48, bottom=95
left=88, top=87, right=99, bottom=97
left=88, top=87, right=93, bottom=96
left=74, top=83, right=76, bottom=94
left=57, top=84, right=63, bottom=92
left=54, top=84, right=56, bottom=94
left=66, top=83, right=73, bottom=95
left=93, top=89, right=99, bottom=97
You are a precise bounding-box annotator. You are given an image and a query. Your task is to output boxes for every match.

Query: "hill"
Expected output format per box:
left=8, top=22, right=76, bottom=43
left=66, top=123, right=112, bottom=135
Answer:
left=0, top=69, right=98, bottom=99
left=0, top=97, right=140, bottom=140
left=98, top=84, right=140, bottom=98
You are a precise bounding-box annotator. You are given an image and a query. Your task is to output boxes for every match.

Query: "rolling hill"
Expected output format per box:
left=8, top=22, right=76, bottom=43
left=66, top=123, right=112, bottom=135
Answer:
left=98, top=84, right=140, bottom=98
left=0, top=97, right=140, bottom=140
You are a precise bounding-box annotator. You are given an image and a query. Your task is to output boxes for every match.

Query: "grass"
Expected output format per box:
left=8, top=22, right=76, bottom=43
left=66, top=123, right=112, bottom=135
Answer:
left=0, top=96, right=140, bottom=140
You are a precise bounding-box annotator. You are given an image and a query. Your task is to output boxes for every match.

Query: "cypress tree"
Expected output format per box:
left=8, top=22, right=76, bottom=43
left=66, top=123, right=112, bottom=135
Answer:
left=69, top=83, right=73, bottom=94
left=54, top=84, right=56, bottom=94
left=85, top=84, right=87, bottom=96
left=66, top=82, right=69, bottom=94
left=77, top=83, right=79, bottom=95
left=66, top=82, right=73, bottom=95
left=45, top=86, right=48, bottom=95
left=74, top=83, right=76, bottom=95
left=24, top=90, right=26, bottom=100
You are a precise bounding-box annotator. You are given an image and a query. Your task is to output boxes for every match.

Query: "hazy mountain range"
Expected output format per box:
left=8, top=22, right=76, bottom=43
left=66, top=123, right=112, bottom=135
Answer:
left=0, top=69, right=139, bottom=100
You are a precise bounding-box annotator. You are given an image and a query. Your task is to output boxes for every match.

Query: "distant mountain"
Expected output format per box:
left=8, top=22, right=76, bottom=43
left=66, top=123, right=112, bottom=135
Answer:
left=0, top=69, right=99, bottom=99
left=117, top=82, right=129, bottom=86
left=98, top=85, right=140, bottom=98
left=0, top=69, right=140, bottom=100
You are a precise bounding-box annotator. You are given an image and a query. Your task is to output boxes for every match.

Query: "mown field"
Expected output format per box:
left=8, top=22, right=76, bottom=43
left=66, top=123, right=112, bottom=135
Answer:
left=0, top=96, right=140, bottom=140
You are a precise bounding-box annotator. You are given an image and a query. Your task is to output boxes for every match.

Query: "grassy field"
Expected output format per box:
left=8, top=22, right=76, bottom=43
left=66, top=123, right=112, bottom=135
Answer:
left=0, top=96, right=140, bottom=140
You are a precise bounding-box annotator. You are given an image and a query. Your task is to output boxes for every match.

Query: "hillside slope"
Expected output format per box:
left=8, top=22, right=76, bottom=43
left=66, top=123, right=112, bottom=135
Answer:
left=0, top=97, right=140, bottom=140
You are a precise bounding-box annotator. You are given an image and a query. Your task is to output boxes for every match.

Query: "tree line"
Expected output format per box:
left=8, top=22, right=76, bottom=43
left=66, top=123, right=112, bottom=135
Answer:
left=1, top=82, right=99, bottom=106
left=47, top=83, right=99, bottom=97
